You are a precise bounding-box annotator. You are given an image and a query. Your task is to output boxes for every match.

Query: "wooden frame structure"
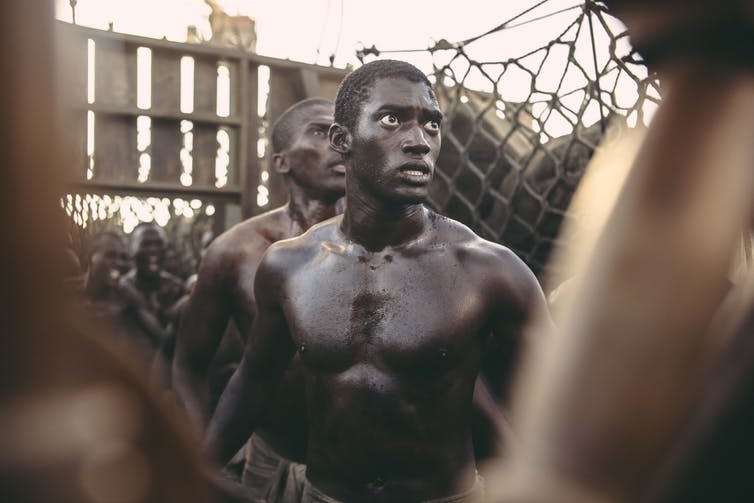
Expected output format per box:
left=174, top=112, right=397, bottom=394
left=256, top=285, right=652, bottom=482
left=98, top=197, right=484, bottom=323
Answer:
left=57, top=21, right=347, bottom=234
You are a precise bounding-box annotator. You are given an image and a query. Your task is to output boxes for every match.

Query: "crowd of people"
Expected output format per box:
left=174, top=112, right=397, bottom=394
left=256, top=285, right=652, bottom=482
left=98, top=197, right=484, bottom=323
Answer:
left=52, top=1, right=754, bottom=498
left=70, top=223, right=190, bottom=378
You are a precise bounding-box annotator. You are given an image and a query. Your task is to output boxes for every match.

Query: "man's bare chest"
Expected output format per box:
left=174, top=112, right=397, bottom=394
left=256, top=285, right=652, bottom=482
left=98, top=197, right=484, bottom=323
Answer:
left=282, top=252, right=489, bottom=372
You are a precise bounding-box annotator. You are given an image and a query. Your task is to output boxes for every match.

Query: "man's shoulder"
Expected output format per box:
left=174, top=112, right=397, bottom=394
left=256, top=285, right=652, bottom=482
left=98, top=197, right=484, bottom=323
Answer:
left=429, top=211, right=515, bottom=257
left=204, top=207, right=288, bottom=263
left=431, top=211, right=534, bottom=282
left=261, top=217, right=342, bottom=271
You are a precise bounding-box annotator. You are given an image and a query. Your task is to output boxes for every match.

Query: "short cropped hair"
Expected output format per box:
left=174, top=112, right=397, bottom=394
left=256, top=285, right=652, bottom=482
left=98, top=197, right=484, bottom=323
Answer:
left=334, top=59, right=435, bottom=132
left=129, top=222, right=166, bottom=255
left=271, top=98, right=333, bottom=154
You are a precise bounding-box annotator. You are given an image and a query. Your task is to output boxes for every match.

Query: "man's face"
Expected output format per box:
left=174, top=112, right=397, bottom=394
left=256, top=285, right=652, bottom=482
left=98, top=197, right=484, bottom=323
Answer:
left=90, top=237, right=130, bottom=289
left=348, top=77, right=442, bottom=203
left=132, top=227, right=166, bottom=277
left=284, top=104, right=346, bottom=197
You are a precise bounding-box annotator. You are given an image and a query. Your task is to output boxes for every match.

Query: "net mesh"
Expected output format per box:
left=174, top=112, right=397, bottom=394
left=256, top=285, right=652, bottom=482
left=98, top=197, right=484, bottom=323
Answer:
left=359, top=0, right=660, bottom=280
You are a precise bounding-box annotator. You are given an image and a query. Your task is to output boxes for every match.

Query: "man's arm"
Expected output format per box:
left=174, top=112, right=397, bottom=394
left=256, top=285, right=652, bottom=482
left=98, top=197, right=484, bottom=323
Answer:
left=487, top=245, right=553, bottom=371
left=203, top=252, right=296, bottom=467
left=172, top=246, right=236, bottom=431
left=118, top=281, right=172, bottom=345
left=472, top=375, right=519, bottom=458
left=478, top=246, right=552, bottom=453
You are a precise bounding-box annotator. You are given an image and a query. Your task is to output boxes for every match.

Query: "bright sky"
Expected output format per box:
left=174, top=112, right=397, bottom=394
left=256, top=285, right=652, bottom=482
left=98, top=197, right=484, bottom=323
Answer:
left=55, top=1, right=608, bottom=69
left=56, top=0, right=649, bottom=125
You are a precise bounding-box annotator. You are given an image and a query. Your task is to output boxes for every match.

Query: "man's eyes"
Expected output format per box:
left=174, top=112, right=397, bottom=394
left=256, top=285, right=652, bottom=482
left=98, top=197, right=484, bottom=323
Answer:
left=379, top=114, right=399, bottom=126
left=424, top=120, right=440, bottom=132
left=378, top=114, right=440, bottom=132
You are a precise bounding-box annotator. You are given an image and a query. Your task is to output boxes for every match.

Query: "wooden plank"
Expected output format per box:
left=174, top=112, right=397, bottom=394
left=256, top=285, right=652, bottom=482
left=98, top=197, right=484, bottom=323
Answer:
left=227, top=60, right=240, bottom=117
left=241, top=61, right=259, bottom=218
left=192, top=124, right=218, bottom=186
left=212, top=201, right=227, bottom=239
left=194, top=55, right=217, bottom=115
left=55, top=26, right=88, bottom=181
left=94, top=36, right=136, bottom=108
left=266, top=66, right=304, bottom=208
left=61, top=21, right=348, bottom=78
left=93, top=114, right=136, bottom=182
left=300, top=68, right=322, bottom=98
left=150, top=118, right=182, bottom=183
left=318, top=71, right=344, bottom=100
left=88, top=103, right=241, bottom=125
left=151, top=48, right=180, bottom=111
left=220, top=126, right=239, bottom=187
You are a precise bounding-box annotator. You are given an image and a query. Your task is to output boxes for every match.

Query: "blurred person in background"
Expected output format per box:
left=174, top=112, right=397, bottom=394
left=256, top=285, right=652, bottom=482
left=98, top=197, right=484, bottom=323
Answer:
left=120, top=222, right=186, bottom=355
left=82, top=231, right=130, bottom=316
left=174, top=98, right=346, bottom=501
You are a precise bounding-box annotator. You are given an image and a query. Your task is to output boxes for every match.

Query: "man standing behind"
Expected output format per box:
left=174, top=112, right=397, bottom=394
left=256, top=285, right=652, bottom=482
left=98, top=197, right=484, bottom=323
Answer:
left=206, top=60, right=549, bottom=503
left=120, top=223, right=186, bottom=353
left=83, top=231, right=131, bottom=317
left=173, top=98, right=346, bottom=500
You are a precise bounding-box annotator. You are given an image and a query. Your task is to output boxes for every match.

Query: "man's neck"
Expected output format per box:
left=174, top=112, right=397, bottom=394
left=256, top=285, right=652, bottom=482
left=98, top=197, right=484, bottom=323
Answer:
left=340, top=190, right=426, bottom=252
left=286, top=184, right=340, bottom=236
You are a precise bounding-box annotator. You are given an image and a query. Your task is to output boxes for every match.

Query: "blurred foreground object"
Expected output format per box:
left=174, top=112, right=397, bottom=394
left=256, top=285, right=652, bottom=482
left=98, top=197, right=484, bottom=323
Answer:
left=0, top=1, right=254, bottom=501
left=489, top=0, right=754, bottom=501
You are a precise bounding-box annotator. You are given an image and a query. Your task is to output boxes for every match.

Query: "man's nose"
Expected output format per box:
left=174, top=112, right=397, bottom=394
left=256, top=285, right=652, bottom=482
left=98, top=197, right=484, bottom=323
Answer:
left=401, top=125, right=431, bottom=156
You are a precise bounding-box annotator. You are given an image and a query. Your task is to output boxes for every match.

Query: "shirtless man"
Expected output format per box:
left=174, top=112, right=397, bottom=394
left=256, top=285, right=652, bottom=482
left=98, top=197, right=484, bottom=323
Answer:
left=83, top=231, right=130, bottom=315
left=206, top=60, right=549, bottom=503
left=120, top=222, right=186, bottom=352
left=173, top=98, right=346, bottom=498
left=79, top=230, right=170, bottom=359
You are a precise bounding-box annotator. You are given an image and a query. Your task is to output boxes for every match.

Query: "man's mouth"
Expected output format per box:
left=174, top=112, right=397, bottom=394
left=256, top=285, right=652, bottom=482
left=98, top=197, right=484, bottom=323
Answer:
left=330, top=163, right=346, bottom=175
left=147, top=256, right=160, bottom=271
left=403, top=169, right=425, bottom=177
left=399, top=162, right=432, bottom=183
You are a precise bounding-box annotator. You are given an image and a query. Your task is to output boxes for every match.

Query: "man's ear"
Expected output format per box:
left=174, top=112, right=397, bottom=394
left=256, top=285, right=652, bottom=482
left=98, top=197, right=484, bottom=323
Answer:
left=272, top=153, right=289, bottom=174
left=329, top=123, right=351, bottom=155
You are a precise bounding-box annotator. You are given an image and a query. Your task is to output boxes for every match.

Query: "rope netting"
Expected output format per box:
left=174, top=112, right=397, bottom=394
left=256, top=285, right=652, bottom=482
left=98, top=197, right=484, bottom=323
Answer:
left=359, top=0, right=660, bottom=280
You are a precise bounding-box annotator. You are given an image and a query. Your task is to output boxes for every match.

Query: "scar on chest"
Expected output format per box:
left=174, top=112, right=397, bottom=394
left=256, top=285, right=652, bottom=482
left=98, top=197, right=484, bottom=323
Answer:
left=349, top=290, right=391, bottom=341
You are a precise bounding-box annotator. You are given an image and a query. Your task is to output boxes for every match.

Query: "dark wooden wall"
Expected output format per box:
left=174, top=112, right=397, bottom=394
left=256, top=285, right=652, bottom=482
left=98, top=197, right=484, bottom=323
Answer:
left=58, top=22, right=347, bottom=235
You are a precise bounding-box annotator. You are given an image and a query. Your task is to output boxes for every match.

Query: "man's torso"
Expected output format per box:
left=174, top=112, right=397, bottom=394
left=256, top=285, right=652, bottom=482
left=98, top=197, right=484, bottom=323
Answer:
left=214, top=207, right=316, bottom=461
left=274, top=212, right=511, bottom=501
